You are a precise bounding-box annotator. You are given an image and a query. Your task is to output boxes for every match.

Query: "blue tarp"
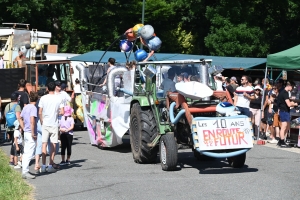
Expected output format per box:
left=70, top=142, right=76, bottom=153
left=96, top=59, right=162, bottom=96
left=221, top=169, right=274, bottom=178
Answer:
left=70, top=50, right=266, bottom=70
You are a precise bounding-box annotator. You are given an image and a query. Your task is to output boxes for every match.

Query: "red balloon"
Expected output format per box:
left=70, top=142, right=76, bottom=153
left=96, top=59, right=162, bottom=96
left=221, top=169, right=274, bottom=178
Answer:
left=125, top=28, right=137, bottom=42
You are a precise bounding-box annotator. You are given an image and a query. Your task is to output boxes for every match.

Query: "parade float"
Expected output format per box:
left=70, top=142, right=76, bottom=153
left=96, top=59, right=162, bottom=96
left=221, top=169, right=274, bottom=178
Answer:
left=76, top=23, right=253, bottom=171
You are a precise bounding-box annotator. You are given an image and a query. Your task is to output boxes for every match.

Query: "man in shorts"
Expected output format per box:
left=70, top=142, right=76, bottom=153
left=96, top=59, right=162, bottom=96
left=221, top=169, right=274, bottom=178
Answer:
left=277, top=81, right=298, bottom=148
left=39, top=82, right=64, bottom=172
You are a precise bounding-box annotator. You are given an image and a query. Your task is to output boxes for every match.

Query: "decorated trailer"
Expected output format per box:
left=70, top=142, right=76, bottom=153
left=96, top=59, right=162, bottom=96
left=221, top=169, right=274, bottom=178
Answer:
left=76, top=59, right=253, bottom=171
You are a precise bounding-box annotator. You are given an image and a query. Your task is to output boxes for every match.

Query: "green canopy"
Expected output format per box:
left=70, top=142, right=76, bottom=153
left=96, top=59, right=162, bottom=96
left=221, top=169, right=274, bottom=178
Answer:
left=267, top=44, right=300, bottom=69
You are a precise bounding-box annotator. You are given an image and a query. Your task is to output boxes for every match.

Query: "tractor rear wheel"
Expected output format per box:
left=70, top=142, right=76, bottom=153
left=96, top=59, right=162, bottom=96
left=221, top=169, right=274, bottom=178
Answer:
left=130, top=103, right=158, bottom=163
left=160, top=133, right=178, bottom=171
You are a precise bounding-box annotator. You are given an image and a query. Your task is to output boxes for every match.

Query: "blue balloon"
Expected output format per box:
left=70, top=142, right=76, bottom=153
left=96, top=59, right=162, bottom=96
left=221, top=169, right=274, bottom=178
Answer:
left=134, top=49, right=148, bottom=62
left=119, top=40, right=133, bottom=52
left=146, top=36, right=162, bottom=51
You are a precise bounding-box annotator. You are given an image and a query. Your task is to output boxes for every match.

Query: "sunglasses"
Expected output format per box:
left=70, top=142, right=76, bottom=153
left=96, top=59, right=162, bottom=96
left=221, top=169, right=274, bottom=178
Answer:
left=255, top=89, right=261, bottom=91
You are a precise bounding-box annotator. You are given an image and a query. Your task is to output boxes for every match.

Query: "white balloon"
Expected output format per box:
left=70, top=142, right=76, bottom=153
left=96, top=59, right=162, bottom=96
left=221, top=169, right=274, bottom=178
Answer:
left=140, top=25, right=154, bottom=40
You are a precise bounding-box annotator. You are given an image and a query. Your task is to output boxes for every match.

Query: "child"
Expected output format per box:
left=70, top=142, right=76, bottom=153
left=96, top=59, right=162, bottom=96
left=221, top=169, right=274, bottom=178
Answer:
left=267, top=94, right=278, bottom=143
left=59, top=106, right=75, bottom=165
left=12, top=120, right=23, bottom=169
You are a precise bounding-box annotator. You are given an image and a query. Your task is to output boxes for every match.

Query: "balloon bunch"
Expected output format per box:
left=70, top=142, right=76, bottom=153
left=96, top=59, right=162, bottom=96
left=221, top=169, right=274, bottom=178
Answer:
left=119, top=24, right=162, bottom=62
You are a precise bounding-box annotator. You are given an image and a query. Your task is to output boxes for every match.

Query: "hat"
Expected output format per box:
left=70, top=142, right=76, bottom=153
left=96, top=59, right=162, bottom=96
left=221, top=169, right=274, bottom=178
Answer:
left=254, top=85, right=263, bottom=92
left=37, top=90, right=45, bottom=97
left=230, top=76, right=237, bottom=82
left=61, top=83, right=67, bottom=90
left=11, top=92, right=19, bottom=100
left=14, top=120, right=20, bottom=128
left=215, top=73, right=222, bottom=77
left=63, top=105, right=74, bottom=116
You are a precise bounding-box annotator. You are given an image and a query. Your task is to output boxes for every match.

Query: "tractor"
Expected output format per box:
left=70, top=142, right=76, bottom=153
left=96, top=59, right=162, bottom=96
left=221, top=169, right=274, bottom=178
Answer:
left=127, top=59, right=253, bottom=171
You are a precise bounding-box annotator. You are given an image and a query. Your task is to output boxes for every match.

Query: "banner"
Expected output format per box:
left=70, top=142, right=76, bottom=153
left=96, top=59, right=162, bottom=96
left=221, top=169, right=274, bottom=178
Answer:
left=196, top=116, right=253, bottom=150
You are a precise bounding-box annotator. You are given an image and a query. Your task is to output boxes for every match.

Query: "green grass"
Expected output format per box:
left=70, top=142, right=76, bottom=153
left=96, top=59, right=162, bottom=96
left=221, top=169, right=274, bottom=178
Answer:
left=0, top=148, right=33, bottom=200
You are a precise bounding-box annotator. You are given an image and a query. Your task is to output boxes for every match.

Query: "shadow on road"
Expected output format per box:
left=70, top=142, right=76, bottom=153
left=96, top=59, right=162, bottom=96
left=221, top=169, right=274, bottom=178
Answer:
left=91, top=136, right=132, bottom=153
left=176, top=151, right=258, bottom=174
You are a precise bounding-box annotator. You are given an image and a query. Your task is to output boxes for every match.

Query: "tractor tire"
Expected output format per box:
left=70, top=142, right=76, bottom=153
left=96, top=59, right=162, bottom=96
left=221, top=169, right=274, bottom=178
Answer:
left=160, top=133, right=178, bottom=171
left=227, top=153, right=246, bottom=168
left=130, top=103, right=158, bottom=163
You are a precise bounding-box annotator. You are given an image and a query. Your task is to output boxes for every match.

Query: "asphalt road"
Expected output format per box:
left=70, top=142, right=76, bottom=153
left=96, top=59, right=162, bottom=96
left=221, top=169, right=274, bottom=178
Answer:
left=1, top=128, right=300, bottom=200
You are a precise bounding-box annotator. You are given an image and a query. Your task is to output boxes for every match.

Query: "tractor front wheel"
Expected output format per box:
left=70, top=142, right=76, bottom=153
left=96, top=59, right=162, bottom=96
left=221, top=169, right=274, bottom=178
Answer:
left=160, top=133, right=178, bottom=171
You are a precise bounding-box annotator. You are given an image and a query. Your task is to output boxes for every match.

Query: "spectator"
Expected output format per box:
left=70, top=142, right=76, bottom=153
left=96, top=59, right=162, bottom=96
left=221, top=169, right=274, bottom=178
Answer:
left=4, top=92, right=21, bottom=165
left=12, top=120, right=23, bottom=169
left=20, top=92, right=38, bottom=179
left=15, top=79, right=30, bottom=109
left=160, top=68, right=176, bottom=97
left=55, top=81, right=72, bottom=106
left=225, top=78, right=235, bottom=99
left=14, top=51, right=25, bottom=68
left=182, top=72, right=189, bottom=82
left=34, top=90, right=53, bottom=173
left=261, top=80, right=273, bottom=139
left=126, top=60, right=136, bottom=71
left=262, top=78, right=272, bottom=90
left=249, top=86, right=263, bottom=139
left=39, top=82, right=64, bottom=173
left=177, top=74, right=184, bottom=83
left=73, top=78, right=81, bottom=94
left=99, top=58, right=120, bottom=96
left=234, top=75, right=254, bottom=117
left=253, top=78, right=261, bottom=87
left=59, top=106, right=75, bottom=165
left=214, top=73, right=224, bottom=91
left=248, top=76, right=254, bottom=89
left=276, top=79, right=285, bottom=93
left=270, top=85, right=281, bottom=141
left=230, top=76, right=239, bottom=90
left=277, top=81, right=297, bottom=147
left=190, top=75, right=200, bottom=82
left=266, top=94, right=278, bottom=143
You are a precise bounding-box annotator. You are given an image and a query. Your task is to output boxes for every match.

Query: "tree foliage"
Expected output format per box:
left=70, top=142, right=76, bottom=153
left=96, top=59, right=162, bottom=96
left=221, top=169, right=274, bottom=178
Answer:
left=0, top=0, right=299, bottom=57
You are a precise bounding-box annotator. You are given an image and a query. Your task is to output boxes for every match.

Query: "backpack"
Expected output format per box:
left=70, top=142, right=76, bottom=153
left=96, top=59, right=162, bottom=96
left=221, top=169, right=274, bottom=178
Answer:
left=6, top=104, right=17, bottom=128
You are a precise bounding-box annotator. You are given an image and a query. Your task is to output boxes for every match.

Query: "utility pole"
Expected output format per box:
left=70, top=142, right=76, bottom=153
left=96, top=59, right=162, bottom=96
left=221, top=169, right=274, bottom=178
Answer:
left=140, top=0, right=145, bottom=49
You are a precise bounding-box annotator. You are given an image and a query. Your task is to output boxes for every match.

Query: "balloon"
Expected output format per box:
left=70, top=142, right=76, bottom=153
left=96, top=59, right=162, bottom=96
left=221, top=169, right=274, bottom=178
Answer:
left=125, top=28, right=137, bottom=41
left=134, top=49, right=148, bottom=62
left=140, top=25, right=155, bottom=40
left=146, top=36, right=162, bottom=51
left=119, top=39, right=133, bottom=52
left=132, top=24, right=144, bottom=37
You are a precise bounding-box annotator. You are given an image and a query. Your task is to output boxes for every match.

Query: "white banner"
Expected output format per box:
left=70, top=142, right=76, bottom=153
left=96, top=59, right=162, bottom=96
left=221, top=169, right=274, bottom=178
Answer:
left=195, top=116, right=253, bottom=150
